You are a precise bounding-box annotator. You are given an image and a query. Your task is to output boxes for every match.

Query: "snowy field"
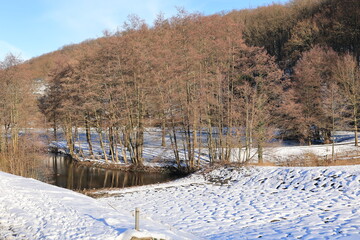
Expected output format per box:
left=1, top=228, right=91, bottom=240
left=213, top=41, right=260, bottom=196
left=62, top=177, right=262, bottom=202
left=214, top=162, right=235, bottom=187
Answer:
left=0, top=171, right=198, bottom=240
left=99, top=165, right=360, bottom=240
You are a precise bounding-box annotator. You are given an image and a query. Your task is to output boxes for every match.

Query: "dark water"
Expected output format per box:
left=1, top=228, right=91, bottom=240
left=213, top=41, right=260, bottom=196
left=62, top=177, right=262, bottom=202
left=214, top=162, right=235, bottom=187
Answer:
left=37, top=154, right=179, bottom=190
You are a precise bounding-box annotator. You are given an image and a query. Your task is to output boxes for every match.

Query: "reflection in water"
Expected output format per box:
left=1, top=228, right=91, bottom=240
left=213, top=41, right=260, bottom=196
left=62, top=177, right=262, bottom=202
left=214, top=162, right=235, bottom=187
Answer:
left=38, top=154, right=178, bottom=190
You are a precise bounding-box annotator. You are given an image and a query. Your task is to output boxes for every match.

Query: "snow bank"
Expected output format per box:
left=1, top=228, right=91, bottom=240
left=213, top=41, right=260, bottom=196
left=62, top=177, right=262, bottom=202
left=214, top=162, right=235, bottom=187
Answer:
left=0, top=171, right=199, bottom=240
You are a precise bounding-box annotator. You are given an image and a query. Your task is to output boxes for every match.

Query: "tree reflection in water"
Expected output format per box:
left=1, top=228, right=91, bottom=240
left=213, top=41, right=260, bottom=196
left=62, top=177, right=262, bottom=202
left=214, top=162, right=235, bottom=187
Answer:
left=38, top=154, right=178, bottom=190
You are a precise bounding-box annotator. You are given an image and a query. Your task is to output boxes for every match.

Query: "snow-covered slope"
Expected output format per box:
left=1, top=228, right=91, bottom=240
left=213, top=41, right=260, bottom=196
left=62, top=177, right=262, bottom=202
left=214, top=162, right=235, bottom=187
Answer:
left=0, top=171, right=199, bottom=240
left=2, top=164, right=360, bottom=240
left=101, top=165, right=360, bottom=240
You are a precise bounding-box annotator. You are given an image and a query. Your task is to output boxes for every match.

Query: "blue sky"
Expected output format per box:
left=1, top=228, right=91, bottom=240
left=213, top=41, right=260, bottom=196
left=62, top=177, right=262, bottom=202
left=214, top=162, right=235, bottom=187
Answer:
left=0, top=0, right=288, bottom=60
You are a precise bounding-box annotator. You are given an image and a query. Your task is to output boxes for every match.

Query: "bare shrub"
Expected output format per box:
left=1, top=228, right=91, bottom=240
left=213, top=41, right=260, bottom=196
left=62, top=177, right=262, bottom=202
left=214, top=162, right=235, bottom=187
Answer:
left=0, top=132, right=44, bottom=178
left=280, top=152, right=324, bottom=167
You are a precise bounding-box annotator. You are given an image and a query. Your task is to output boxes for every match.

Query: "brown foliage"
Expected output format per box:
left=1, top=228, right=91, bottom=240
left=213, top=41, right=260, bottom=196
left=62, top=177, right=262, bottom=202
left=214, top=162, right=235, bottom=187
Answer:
left=283, top=46, right=340, bottom=144
left=38, top=10, right=284, bottom=167
left=0, top=54, right=42, bottom=176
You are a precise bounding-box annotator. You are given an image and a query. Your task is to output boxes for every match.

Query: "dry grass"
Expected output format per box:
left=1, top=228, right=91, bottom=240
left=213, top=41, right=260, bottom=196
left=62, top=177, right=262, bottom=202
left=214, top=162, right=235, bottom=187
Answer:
left=328, top=158, right=360, bottom=166
left=275, top=151, right=360, bottom=167
left=248, top=161, right=277, bottom=167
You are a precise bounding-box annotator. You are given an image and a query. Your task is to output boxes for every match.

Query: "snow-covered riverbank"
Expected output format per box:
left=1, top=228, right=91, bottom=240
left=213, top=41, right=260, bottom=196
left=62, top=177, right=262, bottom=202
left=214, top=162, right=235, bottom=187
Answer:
left=2, top=152, right=360, bottom=239
left=50, top=130, right=360, bottom=167
left=0, top=171, right=199, bottom=240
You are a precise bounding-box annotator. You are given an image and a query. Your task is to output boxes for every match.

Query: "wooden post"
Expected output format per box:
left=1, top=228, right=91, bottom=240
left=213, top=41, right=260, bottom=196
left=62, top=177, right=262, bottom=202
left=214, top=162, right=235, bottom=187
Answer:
left=135, top=208, right=140, bottom=231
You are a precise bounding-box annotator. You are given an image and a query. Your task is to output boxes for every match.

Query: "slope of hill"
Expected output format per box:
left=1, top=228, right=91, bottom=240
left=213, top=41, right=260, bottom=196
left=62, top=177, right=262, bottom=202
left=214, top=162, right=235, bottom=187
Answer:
left=100, top=165, right=360, bottom=239
left=22, top=0, right=360, bottom=78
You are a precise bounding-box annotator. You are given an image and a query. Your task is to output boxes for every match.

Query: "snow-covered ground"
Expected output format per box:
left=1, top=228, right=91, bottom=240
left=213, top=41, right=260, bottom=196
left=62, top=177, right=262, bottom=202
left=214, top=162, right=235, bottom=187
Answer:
left=0, top=171, right=199, bottom=240
left=265, top=131, right=360, bottom=163
left=99, top=165, right=360, bottom=240
left=50, top=130, right=360, bottom=166
left=2, top=164, right=360, bottom=239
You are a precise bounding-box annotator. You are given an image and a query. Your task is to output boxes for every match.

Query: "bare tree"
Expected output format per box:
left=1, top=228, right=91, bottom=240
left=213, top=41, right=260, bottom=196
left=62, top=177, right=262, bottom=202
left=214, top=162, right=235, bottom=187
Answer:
left=335, top=53, right=360, bottom=146
left=0, top=53, right=40, bottom=176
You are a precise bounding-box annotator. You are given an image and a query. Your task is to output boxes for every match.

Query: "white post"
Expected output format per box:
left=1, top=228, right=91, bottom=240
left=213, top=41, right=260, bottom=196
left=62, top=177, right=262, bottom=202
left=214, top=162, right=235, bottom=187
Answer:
left=135, top=208, right=140, bottom=231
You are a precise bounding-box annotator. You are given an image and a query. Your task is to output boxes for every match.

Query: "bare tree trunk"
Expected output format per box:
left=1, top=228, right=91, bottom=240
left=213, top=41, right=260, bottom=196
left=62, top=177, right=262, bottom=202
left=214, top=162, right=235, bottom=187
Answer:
left=186, top=124, right=193, bottom=169
left=258, top=142, right=263, bottom=164
left=206, top=105, right=215, bottom=164
left=85, top=117, right=94, bottom=158
left=10, top=105, right=19, bottom=155
left=331, top=87, right=336, bottom=161
left=98, top=130, right=108, bottom=163
left=197, top=130, right=202, bottom=168
left=236, top=129, right=242, bottom=163
left=75, top=127, right=84, bottom=159
left=64, top=122, right=75, bottom=157
left=0, top=125, right=2, bottom=153
left=11, top=126, right=18, bottom=156
left=108, top=127, right=116, bottom=162
left=53, top=113, right=57, bottom=141
left=181, top=128, right=189, bottom=167
left=161, top=118, right=166, bottom=147
left=4, top=124, right=10, bottom=153
left=169, top=117, right=180, bottom=167
left=117, top=129, right=128, bottom=164
left=354, top=107, right=358, bottom=146
left=110, top=127, right=119, bottom=163
left=192, top=111, right=198, bottom=168
left=245, top=101, right=251, bottom=162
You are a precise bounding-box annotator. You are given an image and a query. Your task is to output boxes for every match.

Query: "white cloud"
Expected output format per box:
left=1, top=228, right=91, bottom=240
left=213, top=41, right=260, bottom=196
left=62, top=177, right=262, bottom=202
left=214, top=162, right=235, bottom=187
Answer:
left=0, top=41, right=29, bottom=61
